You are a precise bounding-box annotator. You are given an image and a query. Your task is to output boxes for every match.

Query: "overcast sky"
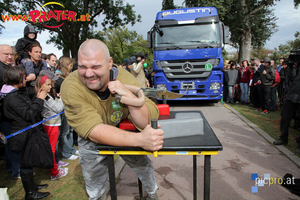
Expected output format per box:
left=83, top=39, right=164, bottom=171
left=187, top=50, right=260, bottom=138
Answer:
left=0, top=0, right=299, bottom=58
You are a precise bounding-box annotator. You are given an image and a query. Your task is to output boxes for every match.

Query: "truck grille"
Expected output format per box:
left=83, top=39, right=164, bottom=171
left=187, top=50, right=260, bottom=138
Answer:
left=156, top=59, right=219, bottom=80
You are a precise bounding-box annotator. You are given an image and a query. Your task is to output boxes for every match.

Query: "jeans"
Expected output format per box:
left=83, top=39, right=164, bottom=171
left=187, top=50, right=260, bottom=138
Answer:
left=226, top=86, right=235, bottom=103
left=1, top=121, right=20, bottom=178
left=240, top=82, right=249, bottom=103
left=269, top=86, right=278, bottom=111
left=59, top=113, right=76, bottom=160
left=78, top=137, right=158, bottom=200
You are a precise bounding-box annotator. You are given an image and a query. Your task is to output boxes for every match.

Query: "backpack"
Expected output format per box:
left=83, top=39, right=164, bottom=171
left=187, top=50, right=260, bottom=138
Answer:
left=275, top=71, right=281, bottom=83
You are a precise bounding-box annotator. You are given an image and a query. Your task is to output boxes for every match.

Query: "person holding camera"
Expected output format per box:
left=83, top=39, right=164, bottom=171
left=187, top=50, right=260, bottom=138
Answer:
left=273, top=61, right=300, bottom=152
left=131, top=52, right=150, bottom=87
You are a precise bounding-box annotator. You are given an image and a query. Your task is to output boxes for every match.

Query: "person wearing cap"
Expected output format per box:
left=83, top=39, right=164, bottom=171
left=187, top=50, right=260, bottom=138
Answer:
left=260, top=57, right=275, bottom=113
left=15, top=25, right=40, bottom=64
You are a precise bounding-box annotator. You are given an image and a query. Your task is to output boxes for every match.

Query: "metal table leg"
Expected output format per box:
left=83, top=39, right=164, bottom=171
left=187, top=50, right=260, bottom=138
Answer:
left=107, top=155, right=117, bottom=200
left=204, top=155, right=211, bottom=200
left=138, top=178, right=143, bottom=199
left=193, top=155, right=197, bottom=200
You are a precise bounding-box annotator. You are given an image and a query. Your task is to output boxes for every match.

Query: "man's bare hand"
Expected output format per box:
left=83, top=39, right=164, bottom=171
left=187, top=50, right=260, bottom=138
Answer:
left=138, top=124, right=164, bottom=151
left=26, top=73, right=36, bottom=81
left=108, top=81, right=145, bottom=107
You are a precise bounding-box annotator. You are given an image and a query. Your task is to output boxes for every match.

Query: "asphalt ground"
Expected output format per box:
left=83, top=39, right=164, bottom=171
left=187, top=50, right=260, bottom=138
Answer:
left=107, top=102, right=300, bottom=200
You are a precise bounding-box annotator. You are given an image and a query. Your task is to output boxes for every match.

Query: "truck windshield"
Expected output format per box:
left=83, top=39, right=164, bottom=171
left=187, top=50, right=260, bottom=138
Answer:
left=155, top=23, right=220, bottom=50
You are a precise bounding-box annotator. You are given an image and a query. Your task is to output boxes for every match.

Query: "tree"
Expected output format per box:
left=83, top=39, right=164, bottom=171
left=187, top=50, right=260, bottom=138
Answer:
left=95, top=26, right=153, bottom=69
left=0, top=0, right=141, bottom=58
left=162, top=0, right=177, bottom=10
left=277, top=31, right=300, bottom=58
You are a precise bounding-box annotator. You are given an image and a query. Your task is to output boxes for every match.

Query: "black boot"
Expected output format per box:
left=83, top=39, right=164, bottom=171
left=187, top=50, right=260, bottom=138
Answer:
left=21, top=171, right=50, bottom=200
left=35, top=184, right=48, bottom=191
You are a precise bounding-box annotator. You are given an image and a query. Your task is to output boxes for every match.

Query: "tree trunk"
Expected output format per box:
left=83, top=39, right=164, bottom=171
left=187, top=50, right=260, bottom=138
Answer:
left=238, top=29, right=252, bottom=63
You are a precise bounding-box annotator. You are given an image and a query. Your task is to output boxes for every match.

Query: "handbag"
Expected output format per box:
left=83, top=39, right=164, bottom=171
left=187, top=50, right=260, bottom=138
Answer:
left=21, top=110, right=54, bottom=169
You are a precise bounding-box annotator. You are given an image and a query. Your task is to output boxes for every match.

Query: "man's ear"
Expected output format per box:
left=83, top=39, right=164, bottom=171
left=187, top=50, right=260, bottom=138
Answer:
left=109, top=57, right=113, bottom=69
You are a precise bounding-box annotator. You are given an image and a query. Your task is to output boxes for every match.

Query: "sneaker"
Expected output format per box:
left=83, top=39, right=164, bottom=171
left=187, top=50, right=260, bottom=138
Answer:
left=58, top=161, right=69, bottom=167
left=258, top=108, right=262, bottom=111
left=75, top=150, right=79, bottom=155
left=236, top=101, right=239, bottom=104
left=145, top=192, right=158, bottom=200
left=273, top=139, right=288, bottom=145
left=262, top=110, right=269, bottom=114
left=51, top=168, right=68, bottom=180
left=68, top=155, right=78, bottom=160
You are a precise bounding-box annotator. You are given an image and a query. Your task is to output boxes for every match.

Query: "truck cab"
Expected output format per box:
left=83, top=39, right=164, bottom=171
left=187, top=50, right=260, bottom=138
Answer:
left=148, top=7, right=230, bottom=101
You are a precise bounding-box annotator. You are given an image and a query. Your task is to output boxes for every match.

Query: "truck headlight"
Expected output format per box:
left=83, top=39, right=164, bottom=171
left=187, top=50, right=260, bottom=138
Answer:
left=157, top=84, right=167, bottom=91
left=209, top=82, right=221, bottom=90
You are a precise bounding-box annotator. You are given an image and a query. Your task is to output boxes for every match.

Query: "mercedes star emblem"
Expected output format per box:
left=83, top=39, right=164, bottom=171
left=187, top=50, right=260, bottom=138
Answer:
left=182, top=62, right=193, bottom=73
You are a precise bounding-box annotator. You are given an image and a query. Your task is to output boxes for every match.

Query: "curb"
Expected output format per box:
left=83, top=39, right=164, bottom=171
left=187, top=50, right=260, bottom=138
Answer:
left=224, top=103, right=300, bottom=167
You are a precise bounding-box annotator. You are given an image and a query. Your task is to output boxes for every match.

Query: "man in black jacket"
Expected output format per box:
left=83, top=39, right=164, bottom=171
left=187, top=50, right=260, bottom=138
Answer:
left=0, top=45, right=14, bottom=89
left=260, top=57, right=275, bottom=113
left=273, top=62, right=300, bottom=152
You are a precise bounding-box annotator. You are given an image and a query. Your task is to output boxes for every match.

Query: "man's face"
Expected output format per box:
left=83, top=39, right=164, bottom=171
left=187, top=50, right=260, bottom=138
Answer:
left=48, top=55, right=57, bottom=68
left=280, top=59, right=284, bottom=65
left=264, top=62, right=270, bottom=67
left=78, top=50, right=112, bottom=91
left=283, top=64, right=288, bottom=69
left=0, top=45, right=13, bottom=65
left=29, top=46, right=41, bottom=62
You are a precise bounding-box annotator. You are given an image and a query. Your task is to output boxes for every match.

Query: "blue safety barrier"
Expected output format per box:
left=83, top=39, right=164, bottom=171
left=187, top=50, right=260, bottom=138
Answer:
left=5, top=111, right=65, bottom=139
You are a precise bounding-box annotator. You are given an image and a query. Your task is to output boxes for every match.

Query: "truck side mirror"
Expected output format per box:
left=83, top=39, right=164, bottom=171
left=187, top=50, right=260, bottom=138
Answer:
left=223, top=26, right=230, bottom=44
left=147, top=31, right=153, bottom=48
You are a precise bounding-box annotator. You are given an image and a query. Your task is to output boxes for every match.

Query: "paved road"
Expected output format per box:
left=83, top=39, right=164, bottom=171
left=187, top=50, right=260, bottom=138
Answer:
left=107, top=102, right=300, bottom=200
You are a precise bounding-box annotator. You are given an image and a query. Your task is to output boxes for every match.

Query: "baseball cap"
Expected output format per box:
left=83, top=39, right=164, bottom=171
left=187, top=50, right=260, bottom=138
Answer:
left=39, top=70, right=58, bottom=81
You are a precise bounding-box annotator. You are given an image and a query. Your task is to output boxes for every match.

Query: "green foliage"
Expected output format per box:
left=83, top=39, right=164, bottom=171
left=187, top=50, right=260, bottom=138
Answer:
left=277, top=31, right=300, bottom=59
left=95, top=26, right=153, bottom=70
left=251, top=47, right=269, bottom=61
left=0, top=0, right=141, bottom=57
left=162, top=0, right=177, bottom=11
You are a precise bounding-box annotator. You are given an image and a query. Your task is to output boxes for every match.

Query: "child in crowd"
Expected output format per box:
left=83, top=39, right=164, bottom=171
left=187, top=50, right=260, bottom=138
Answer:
left=35, top=75, right=68, bottom=180
left=15, top=25, right=47, bottom=82
left=2, top=66, right=50, bottom=199
left=54, top=57, right=78, bottom=160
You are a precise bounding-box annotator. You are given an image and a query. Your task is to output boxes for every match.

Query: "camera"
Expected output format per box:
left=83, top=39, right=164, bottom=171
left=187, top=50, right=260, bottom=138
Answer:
left=288, top=47, right=300, bottom=64
left=124, top=56, right=137, bottom=65
left=124, top=52, right=148, bottom=65
left=287, top=47, right=300, bottom=82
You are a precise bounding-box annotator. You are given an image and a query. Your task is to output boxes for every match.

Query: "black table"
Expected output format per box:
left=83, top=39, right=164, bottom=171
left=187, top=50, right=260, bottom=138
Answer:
left=96, top=111, right=223, bottom=200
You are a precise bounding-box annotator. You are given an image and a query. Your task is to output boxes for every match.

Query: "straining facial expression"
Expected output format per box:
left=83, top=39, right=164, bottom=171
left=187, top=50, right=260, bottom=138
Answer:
left=77, top=39, right=113, bottom=91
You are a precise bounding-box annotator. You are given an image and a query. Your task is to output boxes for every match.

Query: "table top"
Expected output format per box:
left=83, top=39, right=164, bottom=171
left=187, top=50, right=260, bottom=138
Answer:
left=96, top=110, right=223, bottom=152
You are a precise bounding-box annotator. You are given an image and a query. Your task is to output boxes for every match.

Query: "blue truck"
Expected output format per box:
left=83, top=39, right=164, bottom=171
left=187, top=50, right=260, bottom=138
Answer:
left=147, top=7, right=230, bottom=101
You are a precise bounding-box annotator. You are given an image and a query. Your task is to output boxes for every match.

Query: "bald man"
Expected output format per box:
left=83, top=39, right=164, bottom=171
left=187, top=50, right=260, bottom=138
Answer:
left=61, top=39, right=163, bottom=200
left=0, top=44, right=14, bottom=89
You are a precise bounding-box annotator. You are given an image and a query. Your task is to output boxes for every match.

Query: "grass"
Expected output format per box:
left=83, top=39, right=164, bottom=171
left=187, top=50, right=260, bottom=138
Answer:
left=0, top=152, right=120, bottom=199
left=228, top=102, right=300, bottom=155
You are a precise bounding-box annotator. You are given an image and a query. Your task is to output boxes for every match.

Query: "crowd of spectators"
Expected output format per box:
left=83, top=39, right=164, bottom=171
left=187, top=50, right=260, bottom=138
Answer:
left=0, top=25, right=79, bottom=199
left=223, top=56, right=289, bottom=114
